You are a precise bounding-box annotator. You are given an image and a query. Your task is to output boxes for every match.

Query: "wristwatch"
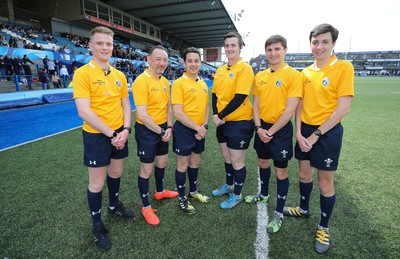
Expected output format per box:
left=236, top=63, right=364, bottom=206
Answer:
left=255, top=125, right=262, bottom=132
left=160, top=128, right=166, bottom=137
left=313, top=129, right=323, bottom=137
left=123, top=127, right=132, bottom=134
left=110, top=131, right=118, bottom=139
left=166, top=125, right=174, bottom=131
left=204, top=124, right=209, bottom=130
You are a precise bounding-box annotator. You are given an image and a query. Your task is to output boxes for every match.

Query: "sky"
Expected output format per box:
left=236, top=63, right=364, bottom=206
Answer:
left=223, top=0, right=400, bottom=61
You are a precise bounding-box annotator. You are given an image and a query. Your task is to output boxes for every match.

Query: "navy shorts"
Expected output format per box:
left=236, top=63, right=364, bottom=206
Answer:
left=82, top=127, right=129, bottom=167
left=254, top=120, right=293, bottom=161
left=295, top=122, right=343, bottom=171
left=216, top=120, right=254, bottom=150
left=135, top=122, right=169, bottom=163
left=173, top=121, right=205, bottom=156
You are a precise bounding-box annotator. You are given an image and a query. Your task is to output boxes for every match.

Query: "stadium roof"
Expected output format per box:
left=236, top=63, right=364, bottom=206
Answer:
left=102, top=0, right=238, bottom=48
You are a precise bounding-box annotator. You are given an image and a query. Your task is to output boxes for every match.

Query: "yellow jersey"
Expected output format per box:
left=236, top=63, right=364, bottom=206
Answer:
left=73, top=60, right=128, bottom=133
left=301, top=55, right=355, bottom=125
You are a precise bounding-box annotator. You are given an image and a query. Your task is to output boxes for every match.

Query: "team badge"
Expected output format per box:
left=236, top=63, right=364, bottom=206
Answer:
left=115, top=80, right=121, bottom=87
left=203, top=88, right=207, bottom=93
left=229, top=73, right=234, bottom=78
left=164, top=86, right=167, bottom=92
left=322, top=77, right=330, bottom=87
left=276, top=80, right=282, bottom=87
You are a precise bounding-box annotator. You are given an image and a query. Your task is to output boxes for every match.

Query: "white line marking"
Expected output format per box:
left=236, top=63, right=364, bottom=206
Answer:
left=390, top=91, right=400, bottom=94
left=255, top=167, right=269, bottom=259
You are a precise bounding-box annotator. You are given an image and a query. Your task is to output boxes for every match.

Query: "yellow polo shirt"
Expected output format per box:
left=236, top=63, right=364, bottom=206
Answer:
left=73, top=60, right=128, bottom=133
left=301, top=55, right=355, bottom=125
left=171, top=73, right=209, bottom=125
left=253, top=64, right=302, bottom=123
left=132, top=69, right=170, bottom=124
left=212, top=57, right=254, bottom=121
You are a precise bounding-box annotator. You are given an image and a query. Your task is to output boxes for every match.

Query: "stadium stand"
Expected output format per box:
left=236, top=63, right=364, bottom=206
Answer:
left=250, top=51, right=400, bottom=76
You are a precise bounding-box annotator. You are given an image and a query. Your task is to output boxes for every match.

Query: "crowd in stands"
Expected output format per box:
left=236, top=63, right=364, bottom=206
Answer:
left=0, top=20, right=216, bottom=91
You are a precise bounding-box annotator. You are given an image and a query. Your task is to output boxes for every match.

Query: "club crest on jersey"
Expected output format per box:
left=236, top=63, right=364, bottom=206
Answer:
left=203, top=88, right=207, bottom=93
left=115, top=80, right=121, bottom=87
left=322, top=78, right=330, bottom=87
left=276, top=80, right=282, bottom=87
left=164, top=86, right=168, bottom=92
left=229, top=73, right=234, bottom=78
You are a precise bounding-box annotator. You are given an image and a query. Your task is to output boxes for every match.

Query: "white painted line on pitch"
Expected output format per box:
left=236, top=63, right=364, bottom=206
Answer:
left=254, top=167, right=269, bottom=259
left=390, top=91, right=400, bottom=94
left=0, top=126, right=81, bottom=152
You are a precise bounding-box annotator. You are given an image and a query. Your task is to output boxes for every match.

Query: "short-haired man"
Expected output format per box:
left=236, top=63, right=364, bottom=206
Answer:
left=171, top=47, right=211, bottom=214
left=132, top=45, right=178, bottom=226
left=73, top=26, right=133, bottom=251
left=245, top=35, right=302, bottom=233
left=284, top=23, right=355, bottom=254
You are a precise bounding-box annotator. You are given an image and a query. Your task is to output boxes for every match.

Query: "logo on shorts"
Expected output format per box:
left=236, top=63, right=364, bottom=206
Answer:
left=322, top=77, right=330, bottom=87
left=276, top=79, right=282, bottom=87
left=115, top=80, right=121, bottom=87
left=324, top=158, right=333, bottom=167
left=175, top=148, right=180, bottom=153
left=139, top=151, right=145, bottom=155
left=281, top=149, right=288, bottom=158
left=239, top=140, right=246, bottom=148
left=89, top=160, right=97, bottom=165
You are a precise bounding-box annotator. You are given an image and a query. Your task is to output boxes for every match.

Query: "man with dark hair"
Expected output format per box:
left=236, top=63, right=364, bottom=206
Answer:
left=284, top=23, right=355, bottom=254
left=171, top=47, right=211, bottom=214
left=211, top=32, right=255, bottom=209
left=132, top=45, right=178, bottom=226
left=73, top=26, right=133, bottom=251
left=245, top=34, right=302, bottom=233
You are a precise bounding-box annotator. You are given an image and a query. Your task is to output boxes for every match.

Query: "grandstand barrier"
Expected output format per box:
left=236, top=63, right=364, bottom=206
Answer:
left=0, top=88, right=73, bottom=110
left=0, top=97, right=43, bottom=110
left=42, top=92, right=73, bottom=103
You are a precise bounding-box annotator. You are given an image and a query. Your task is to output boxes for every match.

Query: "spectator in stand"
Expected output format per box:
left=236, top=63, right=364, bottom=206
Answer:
left=12, top=57, right=22, bottom=76
left=51, top=71, right=61, bottom=88
left=8, top=36, right=16, bottom=48
left=59, top=64, right=70, bottom=78
left=22, top=54, right=33, bottom=65
left=47, top=59, right=55, bottom=76
left=43, top=55, right=49, bottom=70
left=23, top=62, right=33, bottom=90
left=4, top=54, right=13, bottom=80
left=0, top=55, right=6, bottom=81
left=0, top=36, right=9, bottom=47
left=64, top=45, right=71, bottom=54
left=54, top=60, right=61, bottom=73
left=16, top=38, right=24, bottom=49
left=39, top=67, right=49, bottom=89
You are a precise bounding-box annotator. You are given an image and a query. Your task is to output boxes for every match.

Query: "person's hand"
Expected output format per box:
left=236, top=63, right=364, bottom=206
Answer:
left=296, top=133, right=312, bottom=152
left=111, top=131, right=128, bottom=149
left=161, top=128, right=172, bottom=142
left=257, top=128, right=273, bottom=143
left=212, top=114, right=225, bottom=127
left=195, top=124, right=208, bottom=139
